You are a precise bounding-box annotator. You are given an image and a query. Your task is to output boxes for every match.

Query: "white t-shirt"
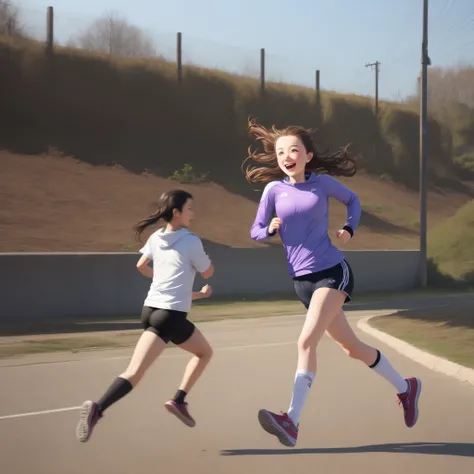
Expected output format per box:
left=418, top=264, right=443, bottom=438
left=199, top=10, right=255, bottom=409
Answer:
left=139, top=227, right=212, bottom=313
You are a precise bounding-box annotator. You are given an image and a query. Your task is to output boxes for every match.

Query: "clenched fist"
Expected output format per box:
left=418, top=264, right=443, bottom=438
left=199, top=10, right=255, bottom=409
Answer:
left=268, top=217, right=282, bottom=234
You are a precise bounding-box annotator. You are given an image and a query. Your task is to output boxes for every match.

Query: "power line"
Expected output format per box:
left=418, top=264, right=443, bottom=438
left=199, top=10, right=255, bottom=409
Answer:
left=431, top=5, right=474, bottom=43
left=445, top=0, right=456, bottom=17
left=439, top=0, right=451, bottom=15
left=460, top=38, right=474, bottom=49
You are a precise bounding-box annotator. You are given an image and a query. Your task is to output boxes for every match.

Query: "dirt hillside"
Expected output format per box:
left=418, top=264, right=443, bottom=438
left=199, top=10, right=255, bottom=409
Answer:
left=1, top=150, right=472, bottom=252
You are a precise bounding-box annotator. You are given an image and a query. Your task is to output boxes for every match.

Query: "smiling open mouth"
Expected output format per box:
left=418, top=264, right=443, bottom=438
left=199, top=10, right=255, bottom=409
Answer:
left=285, top=163, right=296, bottom=170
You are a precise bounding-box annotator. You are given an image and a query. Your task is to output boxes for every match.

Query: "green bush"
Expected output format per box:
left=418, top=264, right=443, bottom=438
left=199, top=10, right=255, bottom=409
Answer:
left=428, top=199, right=474, bottom=284
left=454, top=152, right=474, bottom=173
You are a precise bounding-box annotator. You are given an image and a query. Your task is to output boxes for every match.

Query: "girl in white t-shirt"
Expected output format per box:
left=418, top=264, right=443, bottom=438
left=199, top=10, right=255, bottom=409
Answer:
left=76, top=190, right=215, bottom=442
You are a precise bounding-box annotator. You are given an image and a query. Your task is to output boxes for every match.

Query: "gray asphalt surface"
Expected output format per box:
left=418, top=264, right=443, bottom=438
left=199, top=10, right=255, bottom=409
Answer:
left=1, top=296, right=474, bottom=474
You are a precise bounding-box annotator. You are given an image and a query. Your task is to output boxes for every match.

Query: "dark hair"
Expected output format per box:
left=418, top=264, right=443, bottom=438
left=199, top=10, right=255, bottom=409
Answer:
left=134, top=189, right=193, bottom=241
left=242, top=117, right=359, bottom=184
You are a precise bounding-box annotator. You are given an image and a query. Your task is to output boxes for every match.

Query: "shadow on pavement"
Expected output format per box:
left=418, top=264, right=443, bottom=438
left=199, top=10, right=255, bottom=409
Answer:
left=220, top=442, right=474, bottom=457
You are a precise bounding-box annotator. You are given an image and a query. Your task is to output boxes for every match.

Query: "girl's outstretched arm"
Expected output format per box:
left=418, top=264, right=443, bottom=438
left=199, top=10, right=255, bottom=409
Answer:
left=250, top=182, right=278, bottom=241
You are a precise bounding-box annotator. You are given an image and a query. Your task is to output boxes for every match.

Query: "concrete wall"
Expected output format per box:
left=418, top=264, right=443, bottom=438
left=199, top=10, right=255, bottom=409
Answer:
left=0, top=243, right=420, bottom=321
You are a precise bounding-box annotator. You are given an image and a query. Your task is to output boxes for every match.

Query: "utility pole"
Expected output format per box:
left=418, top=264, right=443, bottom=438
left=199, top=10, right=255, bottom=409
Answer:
left=419, top=0, right=431, bottom=288
left=365, top=61, right=380, bottom=118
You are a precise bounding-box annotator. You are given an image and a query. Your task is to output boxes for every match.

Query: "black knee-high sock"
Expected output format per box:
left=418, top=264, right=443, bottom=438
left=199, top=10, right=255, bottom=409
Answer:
left=97, top=377, right=133, bottom=415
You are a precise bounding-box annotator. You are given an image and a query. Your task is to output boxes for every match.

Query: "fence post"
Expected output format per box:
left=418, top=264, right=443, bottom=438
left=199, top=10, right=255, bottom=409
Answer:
left=177, top=32, right=182, bottom=83
left=46, top=6, right=54, bottom=57
left=260, top=48, right=265, bottom=96
left=315, top=69, right=320, bottom=103
left=315, top=69, right=323, bottom=125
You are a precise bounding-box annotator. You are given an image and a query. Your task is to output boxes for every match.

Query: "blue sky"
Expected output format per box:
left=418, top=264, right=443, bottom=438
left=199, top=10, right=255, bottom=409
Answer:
left=20, top=0, right=474, bottom=101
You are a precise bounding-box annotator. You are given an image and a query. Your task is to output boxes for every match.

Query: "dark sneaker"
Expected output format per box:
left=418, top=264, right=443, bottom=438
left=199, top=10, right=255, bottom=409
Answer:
left=397, top=377, right=422, bottom=428
left=164, top=400, right=196, bottom=427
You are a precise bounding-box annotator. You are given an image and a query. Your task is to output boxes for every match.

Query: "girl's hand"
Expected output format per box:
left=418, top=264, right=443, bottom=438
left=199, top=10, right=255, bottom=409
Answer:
left=268, top=217, right=282, bottom=234
left=200, top=284, right=212, bottom=298
left=336, top=229, right=351, bottom=244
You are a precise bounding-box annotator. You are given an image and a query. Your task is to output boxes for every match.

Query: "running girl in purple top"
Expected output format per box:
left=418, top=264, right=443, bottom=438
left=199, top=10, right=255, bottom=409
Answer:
left=244, top=119, right=421, bottom=447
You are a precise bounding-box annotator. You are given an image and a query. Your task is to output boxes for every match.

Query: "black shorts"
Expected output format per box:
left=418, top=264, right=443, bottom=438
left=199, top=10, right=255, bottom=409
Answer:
left=293, top=259, right=354, bottom=309
left=140, top=306, right=195, bottom=345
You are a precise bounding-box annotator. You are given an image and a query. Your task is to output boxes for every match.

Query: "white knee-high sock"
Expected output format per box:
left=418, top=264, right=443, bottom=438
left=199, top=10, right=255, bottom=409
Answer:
left=370, top=350, right=408, bottom=393
left=287, top=370, right=315, bottom=426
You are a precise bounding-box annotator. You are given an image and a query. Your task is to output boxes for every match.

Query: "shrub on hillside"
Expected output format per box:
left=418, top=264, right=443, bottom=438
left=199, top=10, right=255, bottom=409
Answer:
left=454, top=152, right=474, bottom=173
left=428, top=199, right=474, bottom=285
left=379, top=107, right=419, bottom=186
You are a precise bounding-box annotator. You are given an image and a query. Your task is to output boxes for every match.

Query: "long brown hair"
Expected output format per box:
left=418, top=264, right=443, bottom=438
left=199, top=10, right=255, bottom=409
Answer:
left=134, top=189, right=193, bottom=241
left=242, top=118, right=359, bottom=184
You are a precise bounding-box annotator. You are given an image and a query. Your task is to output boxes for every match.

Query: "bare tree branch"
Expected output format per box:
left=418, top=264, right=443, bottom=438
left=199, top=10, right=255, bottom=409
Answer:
left=0, top=0, right=25, bottom=37
left=69, top=11, right=156, bottom=58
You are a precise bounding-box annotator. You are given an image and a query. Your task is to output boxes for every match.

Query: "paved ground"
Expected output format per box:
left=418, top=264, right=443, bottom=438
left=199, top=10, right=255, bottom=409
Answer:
left=1, top=302, right=474, bottom=474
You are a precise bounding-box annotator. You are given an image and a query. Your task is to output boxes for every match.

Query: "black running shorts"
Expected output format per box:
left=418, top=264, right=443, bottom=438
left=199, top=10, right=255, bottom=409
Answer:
left=140, top=306, right=195, bottom=345
left=293, top=259, right=354, bottom=308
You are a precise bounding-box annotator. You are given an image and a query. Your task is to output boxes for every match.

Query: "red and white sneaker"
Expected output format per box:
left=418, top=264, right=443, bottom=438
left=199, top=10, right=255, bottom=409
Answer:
left=258, top=409, right=298, bottom=447
left=397, top=377, right=422, bottom=428
left=164, top=400, right=196, bottom=427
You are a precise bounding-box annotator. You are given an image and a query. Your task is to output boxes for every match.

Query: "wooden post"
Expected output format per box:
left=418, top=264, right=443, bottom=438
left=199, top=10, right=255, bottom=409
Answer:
left=260, top=48, right=265, bottom=96
left=315, top=69, right=322, bottom=124
left=315, top=69, right=320, bottom=104
left=46, top=6, right=54, bottom=56
left=177, top=32, right=182, bottom=83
